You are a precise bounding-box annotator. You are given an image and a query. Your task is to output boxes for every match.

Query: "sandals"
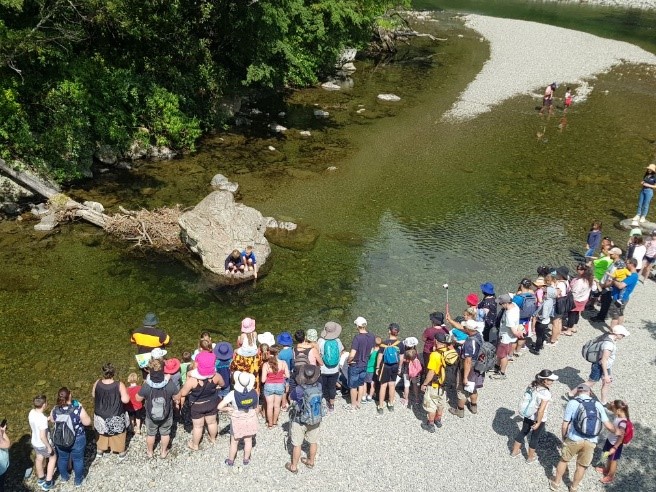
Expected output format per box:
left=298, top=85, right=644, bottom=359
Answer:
left=301, top=457, right=314, bottom=469
left=285, top=462, right=298, bottom=474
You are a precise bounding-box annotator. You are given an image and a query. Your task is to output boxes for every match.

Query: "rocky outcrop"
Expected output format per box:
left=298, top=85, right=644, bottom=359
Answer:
left=210, top=174, right=239, bottom=193
left=178, top=191, right=271, bottom=284
left=377, top=93, right=401, bottom=102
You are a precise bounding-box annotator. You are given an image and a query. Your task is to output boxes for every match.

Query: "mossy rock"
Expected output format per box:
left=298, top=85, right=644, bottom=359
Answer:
left=266, top=225, right=319, bottom=251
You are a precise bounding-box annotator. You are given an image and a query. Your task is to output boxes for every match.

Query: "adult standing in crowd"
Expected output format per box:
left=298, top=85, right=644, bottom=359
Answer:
left=549, top=267, right=570, bottom=345
left=569, top=325, right=630, bottom=405
left=286, top=365, right=322, bottom=474
left=609, top=258, right=639, bottom=328
left=422, top=312, right=446, bottom=370
left=92, top=363, right=130, bottom=461
left=131, top=312, right=170, bottom=354
left=478, top=283, right=497, bottom=342
left=345, top=317, right=375, bottom=412
left=0, top=417, right=9, bottom=492
left=261, top=346, right=290, bottom=428
left=551, top=384, right=614, bottom=492
left=318, top=321, right=344, bottom=414
left=631, top=163, right=656, bottom=225
left=511, top=370, right=558, bottom=463
left=135, top=358, right=177, bottom=459
left=531, top=278, right=555, bottom=355
left=563, top=264, right=593, bottom=336
left=420, top=332, right=454, bottom=432
left=450, top=320, right=484, bottom=417
left=376, top=323, right=404, bottom=414
left=50, top=388, right=91, bottom=488
left=491, top=294, right=521, bottom=380
left=591, top=247, right=623, bottom=322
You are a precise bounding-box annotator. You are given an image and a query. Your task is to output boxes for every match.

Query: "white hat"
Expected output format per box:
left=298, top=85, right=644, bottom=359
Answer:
left=463, top=319, right=479, bottom=332
left=354, top=316, right=367, bottom=327
left=403, top=337, right=419, bottom=348
left=612, top=325, right=630, bottom=338
left=257, top=331, right=275, bottom=346
left=150, top=348, right=167, bottom=359
left=233, top=371, right=255, bottom=393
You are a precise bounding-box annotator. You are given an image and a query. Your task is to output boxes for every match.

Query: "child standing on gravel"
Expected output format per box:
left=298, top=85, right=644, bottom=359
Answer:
left=596, top=400, right=632, bottom=484
left=400, top=348, right=421, bottom=407
left=364, top=337, right=382, bottom=404
left=125, top=373, right=143, bottom=434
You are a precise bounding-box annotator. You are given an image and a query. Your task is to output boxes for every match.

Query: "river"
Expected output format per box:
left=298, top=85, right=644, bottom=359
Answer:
left=1, top=2, right=655, bottom=436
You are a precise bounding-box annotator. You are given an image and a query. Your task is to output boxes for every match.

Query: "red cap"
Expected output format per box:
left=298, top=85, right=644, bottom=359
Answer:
left=465, top=293, right=479, bottom=306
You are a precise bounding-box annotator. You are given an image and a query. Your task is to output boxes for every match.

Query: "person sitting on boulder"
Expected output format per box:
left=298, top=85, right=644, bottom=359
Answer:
left=225, top=249, right=245, bottom=274
left=241, top=245, right=258, bottom=278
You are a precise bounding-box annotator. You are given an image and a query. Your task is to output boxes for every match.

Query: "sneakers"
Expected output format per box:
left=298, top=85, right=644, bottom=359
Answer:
left=40, top=481, right=54, bottom=491
left=387, top=404, right=394, bottom=412
left=631, top=215, right=640, bottom=225
left=37, top=478, right=46, bottom=486
left=467, top=403, right=478, bottom=414
left=421, top=422, right=436, bottom=433
left=640, top=216, right=646, bottom=223
left=434, top=418, right=443, bottom=428
left=342, top=404, right=357, bottom=412
left=490, top=372, right=507, bottom=380
left=95, top=451, right=104, bottom=459
left=377, top=406, right=384, bottom=415
left=448, top=407, right=464, bottom=418
left=117, top=451, right=128, bottom=462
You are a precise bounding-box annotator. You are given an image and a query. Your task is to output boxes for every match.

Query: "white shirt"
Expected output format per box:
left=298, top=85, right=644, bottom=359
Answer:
left=556, top=280, right=568, bottom=298
left=532, top=386, right=552, bottom=423
left=500, top=303, right=520, bottom=344
left=601, top=339, right=617, bottom=369
left=29, top=409, right=49, bottom=448
left=570, top=278, right=592, bottom=303
left=632, top=245, right=647, bottom=267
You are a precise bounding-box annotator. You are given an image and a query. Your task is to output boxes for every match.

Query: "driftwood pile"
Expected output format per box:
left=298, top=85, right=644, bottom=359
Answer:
left=104, top=205, right=184, bottom=251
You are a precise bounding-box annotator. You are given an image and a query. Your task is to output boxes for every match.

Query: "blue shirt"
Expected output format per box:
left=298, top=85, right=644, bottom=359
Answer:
left=563, top=396, right=608, bottom=443
left=278, top=346, right=294, bottom=373
left=612, top=272, right=639, bottom=302
left=586, top=230, right=601, bottom=252
left=241, top=250, right=256, bottom=264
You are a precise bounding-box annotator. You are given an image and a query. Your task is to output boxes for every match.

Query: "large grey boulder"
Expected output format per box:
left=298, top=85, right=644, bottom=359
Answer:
left=178, top=191, right=270, bottom=283
left=210, top=174, right=239, bottom=193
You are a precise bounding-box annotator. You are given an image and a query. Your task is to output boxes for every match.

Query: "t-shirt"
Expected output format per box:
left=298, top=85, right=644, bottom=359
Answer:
left=632, top=245, right=647, bottom=267
left=317, top=338, right=344, bottom=375
left=593, top=256, right=613, bottom=282
left=366, top=350, right=377, bottom=374
left=462, top=333, right=482, bottom=361
left=612, top=272, right=639, bottom=303
left=29, top=409, right=49, bottom=448
left=422, top=326, right=444, bottom=354
left=609, top=418, right=629, bottom=446
left=278, top=346, right=294, bottom=373
left=563, top=396, right=609, bottom=443
left=645, top=238, right=656, bottom=258
left=378, top=338, right=405, bottom=365
left=600, top=339, right=617, bottom=369
left=126, top=385, right=143, bottom=412
left=499, top=303, right=520, bottom=344
left=137, top=380, right=177, bottom=420
left=426, top=351, right=444, bottom=387
left=351, top=332, right=376, bottom=368
left=587, top=230, right=602, bottom=252
left=131, top=326, right=170, bottom=353
left=530, top=386, right=552, bottom=423
left=643, top=172, right=656, bottom=187
left=241, top=250, right=257, bottom=264
left=556, top=280, right=568, bottom=299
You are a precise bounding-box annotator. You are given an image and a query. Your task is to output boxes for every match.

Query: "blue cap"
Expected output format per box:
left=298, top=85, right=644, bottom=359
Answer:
left=480, top=282, right=495, bottom=295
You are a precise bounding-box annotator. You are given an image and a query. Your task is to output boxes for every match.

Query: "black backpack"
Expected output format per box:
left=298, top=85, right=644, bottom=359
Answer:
left=52, top=407, right=76, bottom=448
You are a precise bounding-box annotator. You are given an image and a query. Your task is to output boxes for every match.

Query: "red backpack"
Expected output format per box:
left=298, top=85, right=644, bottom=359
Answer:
left=622, top=419, right=634, bottom=445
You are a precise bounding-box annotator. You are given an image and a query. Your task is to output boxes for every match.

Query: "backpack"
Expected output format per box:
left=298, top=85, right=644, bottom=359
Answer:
left=581, top=334, right=612, bottom=363
left=434, top=348, right=459, bottom=389
left=293, top=348, right=310, bottom=376
left=408, top=358, right=422, bottom=378
left=621, top=418, right=634, bottom=445
left=572, top=398, right=602, bottom=438
left=518, top=386, right=541, bottom=419
left=299, top=383, right=325, bottom=425
left=518, top=293, right=538, bottom=319
left=52, top=407, right=77, bottom=448
left=322, top=339, right=340, bottom=368
left=473, top=341, right=497, bottom=373
left=382, top=340, right=401, bottom=365
left=148, top=385, right=171, bottom=422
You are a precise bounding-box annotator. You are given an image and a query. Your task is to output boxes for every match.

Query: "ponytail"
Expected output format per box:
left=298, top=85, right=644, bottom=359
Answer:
left=57, top=387, right=70, bottom=407
left=268, top=347, right=279, bottom=373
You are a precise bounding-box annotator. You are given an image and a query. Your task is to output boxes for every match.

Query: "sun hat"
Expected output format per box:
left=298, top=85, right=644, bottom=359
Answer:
left=537, top=369, right=559, bottom=381
left=213, top=342, right=234, bottom=361
left=480, top=282, right=495, bottom=295
left=143, top=312, right=159, bottom=326
left=164, top=358, right=181, bottom=374
left=276, top=331, right=293, bottom=346
left=576, top=383, right=592, bottom=392
left=295, top=364, right=321, bottom=386
left=463, top=319, right=479, bottom=332
left=234, top=371, right=255, bottom=393
left=320, top=322, right=342, bottom=340
left=257, top=331, right=275, bottom=346
left=646, top=163, right=656, bottom=172
left=629, top=227, right=642, bottom=237
left=533, top=277, right=546, bottom=287
left=150, top=347, right=167, bottom=359
left=354, top=316, right=367, bottom=327
left=609, top=247, right=623, bottom=256
left=241, top=317, right=256, bottom=333
left=465, top=293, right=479, bottom=306
left=404, top=336, right=419, bottom=348
left=429, top=312, right=444, bottom=325
left=388, top=323, right=400, bottom=335
left=611, top=325, right=630, bottom=338
left=192, top=351, right=216, bottom=379
left=305, top=329, right=318, bottom=342
left=497, top=293, right=513, bottom=305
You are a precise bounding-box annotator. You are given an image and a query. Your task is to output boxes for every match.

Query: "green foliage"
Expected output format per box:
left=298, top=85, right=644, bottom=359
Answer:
left=0, top=0, right=404, bottom=182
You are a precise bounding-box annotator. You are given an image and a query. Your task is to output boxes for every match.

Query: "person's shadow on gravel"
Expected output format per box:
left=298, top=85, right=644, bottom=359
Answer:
left=552, top=367, right=583, bottom=399
left=536, top=431, right=562, bottom=478
left=492, top=407, right=520, bottom=452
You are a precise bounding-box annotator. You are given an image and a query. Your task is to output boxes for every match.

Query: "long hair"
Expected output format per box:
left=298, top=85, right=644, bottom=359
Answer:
left=577, top=264, right=594, bottom=286
left=56, top=387, right=71, bottom=407
left=610, top=399, right=630, bottom=420
left=268, top=346, right=279, bottom=373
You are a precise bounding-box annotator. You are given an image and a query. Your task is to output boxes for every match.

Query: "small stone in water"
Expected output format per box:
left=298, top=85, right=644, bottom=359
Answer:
left=268, top=146, right=276, bottom=151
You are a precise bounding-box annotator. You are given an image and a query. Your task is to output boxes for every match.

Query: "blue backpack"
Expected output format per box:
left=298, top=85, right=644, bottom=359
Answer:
left=517, top=293, right=538, bottom=319
left=382, top=340, right=401, bottom=365
left=299, top=384, right=325, bottom=425
left=573, top=398, right=602, bottom=438
left=322, top=339, right=340, bottom=368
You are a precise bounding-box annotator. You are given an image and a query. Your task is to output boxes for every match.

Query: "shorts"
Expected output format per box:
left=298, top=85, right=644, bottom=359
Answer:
left=290, top=420, right=320, bottom=446
left=644, top=256, right=655, bottom=265
left=348, top=366, right=367, bottom=389
left=127, top=408, right=145, bottom=420
left=190, top=398, right=219, bottom=420
left=589, top=362, right=611, bottom=382
left=496, top=342, right=514, bottom=360
left=33, top=446, right=52, bottom=458
left=602, top=439, right=624, bottom=461
left=560, top=438, right=596, bottom=467
left=457, top=380, right=481, bottom=401
left=96, top=432, right=127, bottom=453
left=608, top=301, right=626, bottom=320
left=145, top=414, right=173, bottom=437
left=520, top=320, right=531, bottom=337
left=364, top=372, right=374, bottom=384
left=263, top=382, right=285, bottom=397
left=543, top=97, right=553, bottom=107
left=379, top=363, right=399, bottom=384
left=422, top=385, right=446, bottom=414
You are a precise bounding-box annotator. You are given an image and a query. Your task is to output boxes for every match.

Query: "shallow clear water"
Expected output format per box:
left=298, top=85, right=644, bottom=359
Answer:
left=1, top=8, right=656, bottom=435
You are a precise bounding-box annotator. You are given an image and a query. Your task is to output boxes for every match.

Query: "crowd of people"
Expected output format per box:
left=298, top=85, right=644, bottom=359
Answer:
left=8, top=228, right=651, bottom=491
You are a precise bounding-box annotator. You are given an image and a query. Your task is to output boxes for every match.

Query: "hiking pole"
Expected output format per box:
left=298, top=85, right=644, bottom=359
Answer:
left=442, top=283, right=449, bottom=317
